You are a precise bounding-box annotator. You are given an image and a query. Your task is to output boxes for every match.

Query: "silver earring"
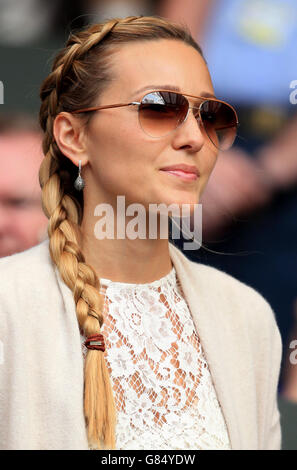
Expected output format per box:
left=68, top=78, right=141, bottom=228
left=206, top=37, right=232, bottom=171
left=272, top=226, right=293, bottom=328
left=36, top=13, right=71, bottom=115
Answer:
left=74, top=160, right=85, bottom=191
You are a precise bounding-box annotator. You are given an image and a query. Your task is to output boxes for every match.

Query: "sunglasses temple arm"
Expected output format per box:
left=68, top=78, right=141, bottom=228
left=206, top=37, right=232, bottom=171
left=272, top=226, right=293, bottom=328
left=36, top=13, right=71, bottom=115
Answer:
left=72, top=102, right=137, bottom=114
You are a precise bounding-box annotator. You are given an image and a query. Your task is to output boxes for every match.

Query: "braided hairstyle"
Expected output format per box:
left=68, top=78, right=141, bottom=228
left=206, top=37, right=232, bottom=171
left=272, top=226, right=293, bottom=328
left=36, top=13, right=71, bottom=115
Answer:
left=38, top=15, right=204, bottom=450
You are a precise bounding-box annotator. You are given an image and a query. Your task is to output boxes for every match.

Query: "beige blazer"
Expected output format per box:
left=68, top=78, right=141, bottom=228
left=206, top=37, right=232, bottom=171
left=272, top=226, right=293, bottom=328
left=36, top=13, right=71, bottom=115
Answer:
left=0, top=239, right=282, bottom=449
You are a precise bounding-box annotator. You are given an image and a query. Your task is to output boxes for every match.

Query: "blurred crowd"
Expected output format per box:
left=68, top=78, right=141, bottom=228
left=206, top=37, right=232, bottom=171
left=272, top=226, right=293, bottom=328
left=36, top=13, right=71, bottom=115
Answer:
left=0, top=0, right=297, bottom=447
left=0, top=114, right=48, bottom=256
left=0, top=0, right=157, bottom=45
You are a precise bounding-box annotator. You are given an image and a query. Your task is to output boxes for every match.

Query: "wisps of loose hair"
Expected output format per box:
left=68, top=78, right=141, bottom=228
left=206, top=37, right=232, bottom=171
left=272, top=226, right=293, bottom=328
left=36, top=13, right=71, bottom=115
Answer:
left=38, top=14, right=205, bottom=450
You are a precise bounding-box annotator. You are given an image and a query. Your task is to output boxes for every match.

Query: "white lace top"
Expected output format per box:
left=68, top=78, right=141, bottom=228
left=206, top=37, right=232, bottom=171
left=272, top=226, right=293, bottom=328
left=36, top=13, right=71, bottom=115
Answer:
left=80, top=265, right=231, bottom=450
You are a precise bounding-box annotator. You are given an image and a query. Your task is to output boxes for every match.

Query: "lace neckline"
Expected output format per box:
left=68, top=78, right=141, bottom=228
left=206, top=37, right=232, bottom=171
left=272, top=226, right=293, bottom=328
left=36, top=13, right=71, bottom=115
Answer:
left=99, top=265, right=177, bottom=289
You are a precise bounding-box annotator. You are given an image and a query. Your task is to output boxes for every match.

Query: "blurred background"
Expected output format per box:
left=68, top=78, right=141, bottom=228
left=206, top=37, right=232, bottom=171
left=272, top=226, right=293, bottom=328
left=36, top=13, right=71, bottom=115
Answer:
left=0, top=0, right=296, bottom=449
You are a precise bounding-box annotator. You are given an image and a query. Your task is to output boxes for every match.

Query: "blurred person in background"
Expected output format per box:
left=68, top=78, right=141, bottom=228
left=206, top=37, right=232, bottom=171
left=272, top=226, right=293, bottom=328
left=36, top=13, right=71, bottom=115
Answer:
left=159, top=0, right=297, bottom=398
left=83, top=0, right=154, bottom=21
left=56, top=0, right=156, bottom=34
left=0, top=114, right=48, bottom=257
left=0, top=0, right=60, bottom=45
left=0, top=0, right=159, bottom=45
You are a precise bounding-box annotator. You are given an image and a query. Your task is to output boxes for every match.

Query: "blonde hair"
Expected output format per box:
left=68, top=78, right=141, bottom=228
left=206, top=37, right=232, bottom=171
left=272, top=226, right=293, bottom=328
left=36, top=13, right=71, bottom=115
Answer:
left=38, top=15, right=204, bottom=450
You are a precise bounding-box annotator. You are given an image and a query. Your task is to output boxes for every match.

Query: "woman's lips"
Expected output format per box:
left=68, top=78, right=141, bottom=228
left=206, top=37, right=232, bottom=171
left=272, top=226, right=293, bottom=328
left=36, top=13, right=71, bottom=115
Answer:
left=160, top=169, right=198, bottom=181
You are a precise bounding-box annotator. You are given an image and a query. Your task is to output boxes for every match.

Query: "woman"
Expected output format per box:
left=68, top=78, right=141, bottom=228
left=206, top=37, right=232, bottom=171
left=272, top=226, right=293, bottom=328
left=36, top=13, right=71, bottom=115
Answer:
left=0, top=15, right=282, bottom=450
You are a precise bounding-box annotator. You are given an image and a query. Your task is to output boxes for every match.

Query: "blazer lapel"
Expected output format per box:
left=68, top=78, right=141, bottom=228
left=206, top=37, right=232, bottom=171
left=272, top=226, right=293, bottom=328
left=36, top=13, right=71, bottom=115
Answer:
left=169, top=243, right=243, bottom=450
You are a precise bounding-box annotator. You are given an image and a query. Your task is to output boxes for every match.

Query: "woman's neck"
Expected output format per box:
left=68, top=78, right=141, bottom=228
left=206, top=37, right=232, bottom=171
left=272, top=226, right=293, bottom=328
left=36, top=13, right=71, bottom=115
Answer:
left=76, top=219, right=173, bottom=284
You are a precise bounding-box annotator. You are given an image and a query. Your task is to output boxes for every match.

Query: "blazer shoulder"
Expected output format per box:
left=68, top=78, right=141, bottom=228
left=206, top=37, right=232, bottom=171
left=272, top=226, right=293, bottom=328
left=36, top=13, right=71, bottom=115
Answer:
left=0, top=240, right=65, bottom=336
left=0, top=239, right=52, bottom=287
left=0, top=239, right=57, bottom=306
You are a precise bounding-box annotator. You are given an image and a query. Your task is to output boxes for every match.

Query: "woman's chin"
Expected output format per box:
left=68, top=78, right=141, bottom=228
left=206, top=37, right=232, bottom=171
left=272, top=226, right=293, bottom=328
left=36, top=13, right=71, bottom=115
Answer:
left=162, top=194, right=200, bottom=209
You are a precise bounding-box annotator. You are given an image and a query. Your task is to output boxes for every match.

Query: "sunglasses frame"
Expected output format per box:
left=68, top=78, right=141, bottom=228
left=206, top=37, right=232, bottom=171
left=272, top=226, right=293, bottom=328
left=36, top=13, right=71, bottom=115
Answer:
left=71, top=89, right=239, bottom=147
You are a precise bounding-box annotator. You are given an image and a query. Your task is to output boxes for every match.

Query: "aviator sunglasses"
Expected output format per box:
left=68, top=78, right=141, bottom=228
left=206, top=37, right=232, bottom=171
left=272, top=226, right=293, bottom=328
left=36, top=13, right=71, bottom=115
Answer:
left=72, top=89, right=239, bottom=151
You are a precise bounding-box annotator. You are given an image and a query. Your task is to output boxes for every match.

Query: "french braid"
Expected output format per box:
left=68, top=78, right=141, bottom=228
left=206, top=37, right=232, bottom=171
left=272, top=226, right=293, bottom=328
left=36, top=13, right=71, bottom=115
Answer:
left=38, top=15, right=204, bottom=450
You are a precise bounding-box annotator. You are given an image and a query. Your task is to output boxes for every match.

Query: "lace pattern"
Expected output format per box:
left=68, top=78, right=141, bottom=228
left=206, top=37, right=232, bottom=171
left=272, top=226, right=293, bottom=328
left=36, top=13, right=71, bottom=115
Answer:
left=80, top=266, right=231, bottom=450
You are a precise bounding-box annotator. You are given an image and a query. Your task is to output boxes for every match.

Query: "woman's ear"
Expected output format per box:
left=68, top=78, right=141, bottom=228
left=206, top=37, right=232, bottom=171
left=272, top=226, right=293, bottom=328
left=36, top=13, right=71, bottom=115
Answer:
left=53, top=112, right=89, bottom=167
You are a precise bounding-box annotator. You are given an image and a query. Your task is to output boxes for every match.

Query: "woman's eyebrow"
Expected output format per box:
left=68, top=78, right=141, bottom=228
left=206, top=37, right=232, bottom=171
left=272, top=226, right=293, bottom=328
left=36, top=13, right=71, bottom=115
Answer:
left=134, top=84, right=181, bottom=95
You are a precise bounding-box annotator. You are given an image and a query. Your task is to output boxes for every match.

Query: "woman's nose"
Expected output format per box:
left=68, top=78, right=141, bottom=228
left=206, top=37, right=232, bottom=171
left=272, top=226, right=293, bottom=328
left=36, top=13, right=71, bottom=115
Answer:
left=174, top=108, right=205, bottom=151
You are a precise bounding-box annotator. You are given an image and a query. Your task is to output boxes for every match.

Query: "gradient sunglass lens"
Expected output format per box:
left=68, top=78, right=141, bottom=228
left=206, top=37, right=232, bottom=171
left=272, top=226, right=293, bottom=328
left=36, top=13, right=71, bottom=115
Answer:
left=199, top=100, right=238, bottom=151
left=138, top=91, right=188, bottom=138
left=138, top=91, right=238, bottom=150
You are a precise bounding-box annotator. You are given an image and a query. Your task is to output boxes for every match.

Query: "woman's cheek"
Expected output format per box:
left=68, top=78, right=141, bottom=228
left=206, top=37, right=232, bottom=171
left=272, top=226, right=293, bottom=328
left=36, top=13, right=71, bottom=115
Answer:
left=203, top=151, right=219, bottom=178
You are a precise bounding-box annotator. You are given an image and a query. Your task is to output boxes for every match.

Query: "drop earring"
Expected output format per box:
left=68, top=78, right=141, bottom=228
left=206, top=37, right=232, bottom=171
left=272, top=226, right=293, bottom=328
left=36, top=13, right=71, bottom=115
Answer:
left=74, top=160, right=85, bottom=191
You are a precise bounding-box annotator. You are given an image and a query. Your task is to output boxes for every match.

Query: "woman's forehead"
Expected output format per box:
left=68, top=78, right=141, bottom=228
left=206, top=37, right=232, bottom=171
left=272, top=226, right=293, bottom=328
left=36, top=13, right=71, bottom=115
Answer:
left=109, top=40, right=213, bottom=99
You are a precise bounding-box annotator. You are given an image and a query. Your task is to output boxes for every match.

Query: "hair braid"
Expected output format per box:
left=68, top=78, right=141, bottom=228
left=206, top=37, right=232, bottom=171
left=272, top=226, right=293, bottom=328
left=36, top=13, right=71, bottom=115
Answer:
left=38, top=18, right=130, bottom=450
left=38, top=14, right=204, bottom=449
